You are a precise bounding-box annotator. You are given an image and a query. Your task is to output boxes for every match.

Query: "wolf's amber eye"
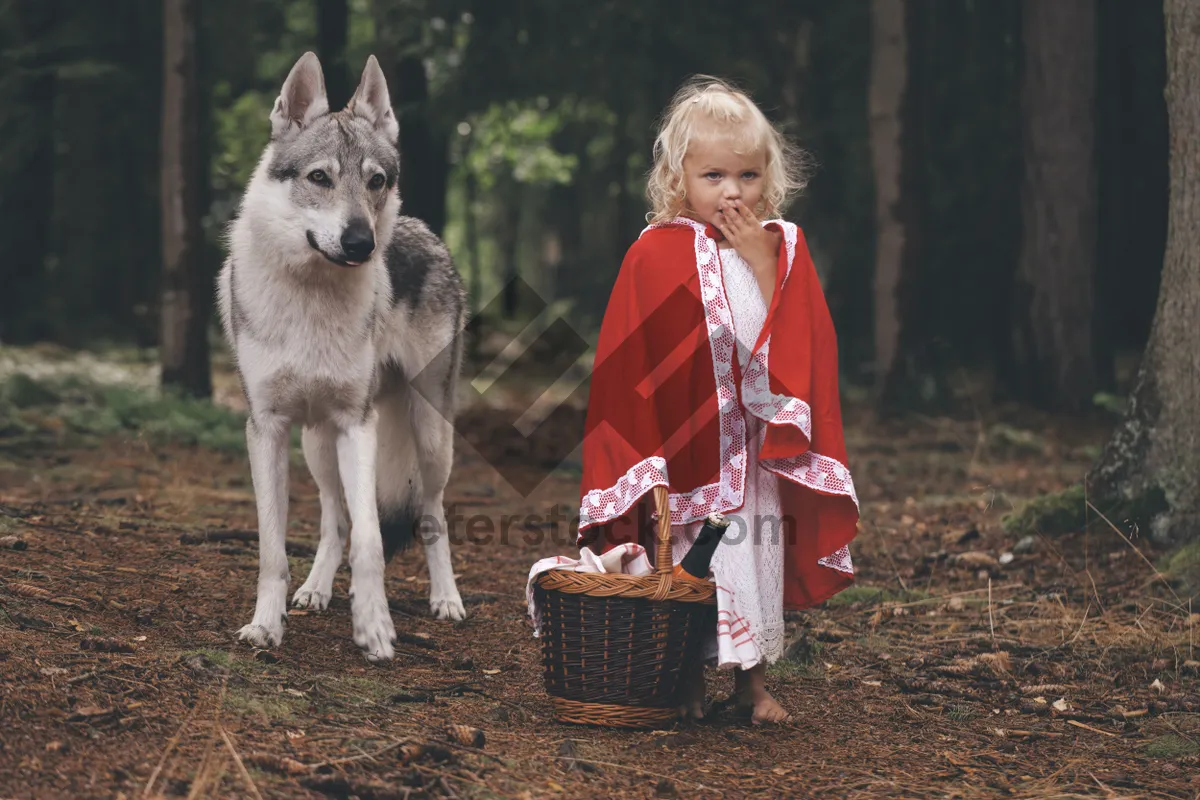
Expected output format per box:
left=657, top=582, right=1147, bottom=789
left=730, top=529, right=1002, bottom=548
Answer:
left=368, top=173, right=386, bottom=190
left=307, top=169, right=331, bottom=186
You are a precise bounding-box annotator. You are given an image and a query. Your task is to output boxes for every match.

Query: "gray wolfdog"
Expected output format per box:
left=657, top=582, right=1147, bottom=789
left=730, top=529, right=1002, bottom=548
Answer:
left=217, top=52, right=466, bottom=663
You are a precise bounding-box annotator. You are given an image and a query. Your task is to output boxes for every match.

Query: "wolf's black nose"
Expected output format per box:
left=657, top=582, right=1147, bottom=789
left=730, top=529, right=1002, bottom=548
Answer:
left=341, top=222, right=375, bottom=262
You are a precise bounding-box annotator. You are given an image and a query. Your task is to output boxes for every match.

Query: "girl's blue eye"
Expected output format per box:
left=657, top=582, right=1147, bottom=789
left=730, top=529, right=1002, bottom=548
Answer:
left=742, top=172, right=759, bottom=180
left=705, top=172, right=721, bottom=180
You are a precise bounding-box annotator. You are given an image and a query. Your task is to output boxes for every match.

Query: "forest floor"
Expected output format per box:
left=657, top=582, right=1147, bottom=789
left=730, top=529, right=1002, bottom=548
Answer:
left=0, top=344, right=1198, bottom=799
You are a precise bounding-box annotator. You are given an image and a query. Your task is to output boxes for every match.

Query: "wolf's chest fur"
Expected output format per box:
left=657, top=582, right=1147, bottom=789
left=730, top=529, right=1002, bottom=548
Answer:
left=222, top=257, right=389, bottom=427
left=254, top=367, right=373, bottom=426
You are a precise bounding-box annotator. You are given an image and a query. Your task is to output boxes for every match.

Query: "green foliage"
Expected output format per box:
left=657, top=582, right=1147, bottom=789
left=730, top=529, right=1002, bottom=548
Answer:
left=1093, top=391, right=1127, bottom=416
left=1002, top=483, right=1169, bottom=537
left=767, top=658, right=818, bottom=680
left=1, top=373, right=60, bottom=408
left=224, top=686, right=307, bottom=723
left=1002, top=485, right=1087, bottom=536
left=185, top=648, right=237, bottom=670
left=947, top=704, right=978, bottom=723
left=462, top=99, right=581, bottom=190
left=1162, top=541, right=1200, bottom=592
left=1143, top=735, right=1200, bottom=759
left=211, top=86, right=274, bottom=200
left=0, top=372, right=247, bottom=452
left=254, top=0, right=318, bottom=82
left=769, top=632, right=826, bottom=679
left=986, top=424, right=1046, bottom=456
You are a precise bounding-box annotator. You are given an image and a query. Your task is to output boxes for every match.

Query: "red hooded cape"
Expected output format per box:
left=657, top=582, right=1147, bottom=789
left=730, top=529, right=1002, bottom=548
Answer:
left=577, top=216, right=859, bottom=609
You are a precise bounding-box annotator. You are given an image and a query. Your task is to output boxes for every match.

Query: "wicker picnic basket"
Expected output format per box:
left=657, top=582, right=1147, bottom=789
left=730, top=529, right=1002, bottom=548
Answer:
left=533, top=486, right=717, bottom=728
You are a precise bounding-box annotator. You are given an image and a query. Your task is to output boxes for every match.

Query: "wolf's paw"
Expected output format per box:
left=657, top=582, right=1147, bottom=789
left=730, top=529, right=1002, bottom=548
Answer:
left=430, top=594, right=467, bottom=621
left=237, top=622, right=283, bottom=649
left=352, top=597, right=396, bottom=664
left=292, top=585, right=331, bottom=611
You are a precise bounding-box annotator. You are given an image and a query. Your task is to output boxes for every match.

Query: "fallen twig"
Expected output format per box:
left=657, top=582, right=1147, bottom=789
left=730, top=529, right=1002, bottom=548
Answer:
left=220, top=726, right=264, bottom=800
left=142, top=703, right=200, bottom=797
left=67, top=668, right=117, bottom=685
left=988, top=578, right=995, bottom=641
left=1066, top=719, right=1119, bottom=738
left=184, top=736, right=218, bottom=800
left=848, top=583, right=1025, bottom=615
left=1087, top=500, right=1183, bottom=606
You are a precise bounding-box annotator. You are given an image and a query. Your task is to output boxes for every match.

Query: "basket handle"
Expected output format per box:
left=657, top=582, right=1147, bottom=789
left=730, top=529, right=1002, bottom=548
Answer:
left=652, top=485, right=672, bottom=575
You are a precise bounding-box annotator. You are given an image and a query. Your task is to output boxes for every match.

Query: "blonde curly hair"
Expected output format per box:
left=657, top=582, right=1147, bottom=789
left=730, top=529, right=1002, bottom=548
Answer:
left=645, top=75, right=809, bottom=225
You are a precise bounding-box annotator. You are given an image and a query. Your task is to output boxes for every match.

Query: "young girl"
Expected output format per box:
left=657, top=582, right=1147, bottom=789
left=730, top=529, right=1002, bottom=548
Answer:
left=577, top=76, right=860, bottom=724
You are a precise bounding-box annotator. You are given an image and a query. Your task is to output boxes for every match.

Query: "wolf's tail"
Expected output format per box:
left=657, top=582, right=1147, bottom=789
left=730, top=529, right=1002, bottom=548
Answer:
left=374, top=366, right=420, bottom=560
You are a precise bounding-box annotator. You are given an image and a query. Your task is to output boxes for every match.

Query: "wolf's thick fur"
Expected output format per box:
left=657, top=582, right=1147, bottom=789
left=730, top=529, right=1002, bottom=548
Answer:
left=217, top=52, right=466, bottom=662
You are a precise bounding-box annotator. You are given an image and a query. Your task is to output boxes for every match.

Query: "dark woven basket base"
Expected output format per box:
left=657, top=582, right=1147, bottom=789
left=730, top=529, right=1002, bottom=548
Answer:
left=535, top=583, right=716, bottom=718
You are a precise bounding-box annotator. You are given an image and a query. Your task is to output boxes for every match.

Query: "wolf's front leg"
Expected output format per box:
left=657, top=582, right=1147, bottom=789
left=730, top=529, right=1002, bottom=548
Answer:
left=410, top=387, right=466, bottom=621
left=293, top=424, right=347, bottom=610
left=337, top=410, right=396, bottom=662
left=420, top=494, right=465, bottom=621
left=238, top=416, right=291, bottom=649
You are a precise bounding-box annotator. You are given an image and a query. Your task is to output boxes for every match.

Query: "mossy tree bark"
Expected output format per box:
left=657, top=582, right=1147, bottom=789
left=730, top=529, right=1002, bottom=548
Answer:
left=1085, top=0, right=1200, bottom=544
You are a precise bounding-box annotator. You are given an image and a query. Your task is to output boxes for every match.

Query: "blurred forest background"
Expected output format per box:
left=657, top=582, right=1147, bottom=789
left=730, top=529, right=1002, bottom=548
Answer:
left=0, top=0, right=1170, bottom=413
left=9, top=6, right=1200, bottom=795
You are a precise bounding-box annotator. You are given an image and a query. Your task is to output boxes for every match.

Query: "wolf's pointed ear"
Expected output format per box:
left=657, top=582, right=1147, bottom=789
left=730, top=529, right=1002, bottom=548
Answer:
left=347, top=55, right=399, bottom=143
left=270, top=51, right=330, bottom=140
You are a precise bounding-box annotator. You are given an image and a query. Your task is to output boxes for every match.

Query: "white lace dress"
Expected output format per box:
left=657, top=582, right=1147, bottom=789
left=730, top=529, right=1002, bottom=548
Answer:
left=669, top=246, right=785, bottom=670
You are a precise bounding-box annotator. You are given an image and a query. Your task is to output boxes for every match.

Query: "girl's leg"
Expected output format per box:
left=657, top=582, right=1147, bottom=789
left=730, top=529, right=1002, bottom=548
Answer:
left=734, top=664, right=790, bottom=724
left=678, top=658, right=708, bottom=720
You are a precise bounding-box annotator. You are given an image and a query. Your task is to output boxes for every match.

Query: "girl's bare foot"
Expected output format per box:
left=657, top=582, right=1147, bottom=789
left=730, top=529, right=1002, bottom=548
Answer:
left=678, top=660, right=707, bottom=720
left=734, top=664, right=791, bottom=725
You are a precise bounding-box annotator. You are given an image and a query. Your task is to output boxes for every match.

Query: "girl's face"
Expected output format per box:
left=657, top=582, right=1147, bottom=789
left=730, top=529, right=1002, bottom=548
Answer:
left=681, top=137, right=767, bottom=229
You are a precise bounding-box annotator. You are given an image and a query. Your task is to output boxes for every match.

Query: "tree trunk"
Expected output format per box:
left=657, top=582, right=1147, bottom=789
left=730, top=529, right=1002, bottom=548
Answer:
left=1096, top=0, right=1168, bottom=358
left=159, top=0, right=211, bottom=397
left=316, top=0, right=350, bottom=109
left=464, top=163, right=482, bottom=359
left=1012, top=0, right=1099, bottom=412
left=130, top=0, right=166, bottom=348
left=545, top=173, right=583, bottom=305
left=1086, top=0, right=1200, bottom=543
left=875, top=0, right=940, bottom=409
left=499, top=177, right=523, bottom=320
left=395, top=55, right=449, bottom=235
left=868, top=0, right=906, bottom=394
